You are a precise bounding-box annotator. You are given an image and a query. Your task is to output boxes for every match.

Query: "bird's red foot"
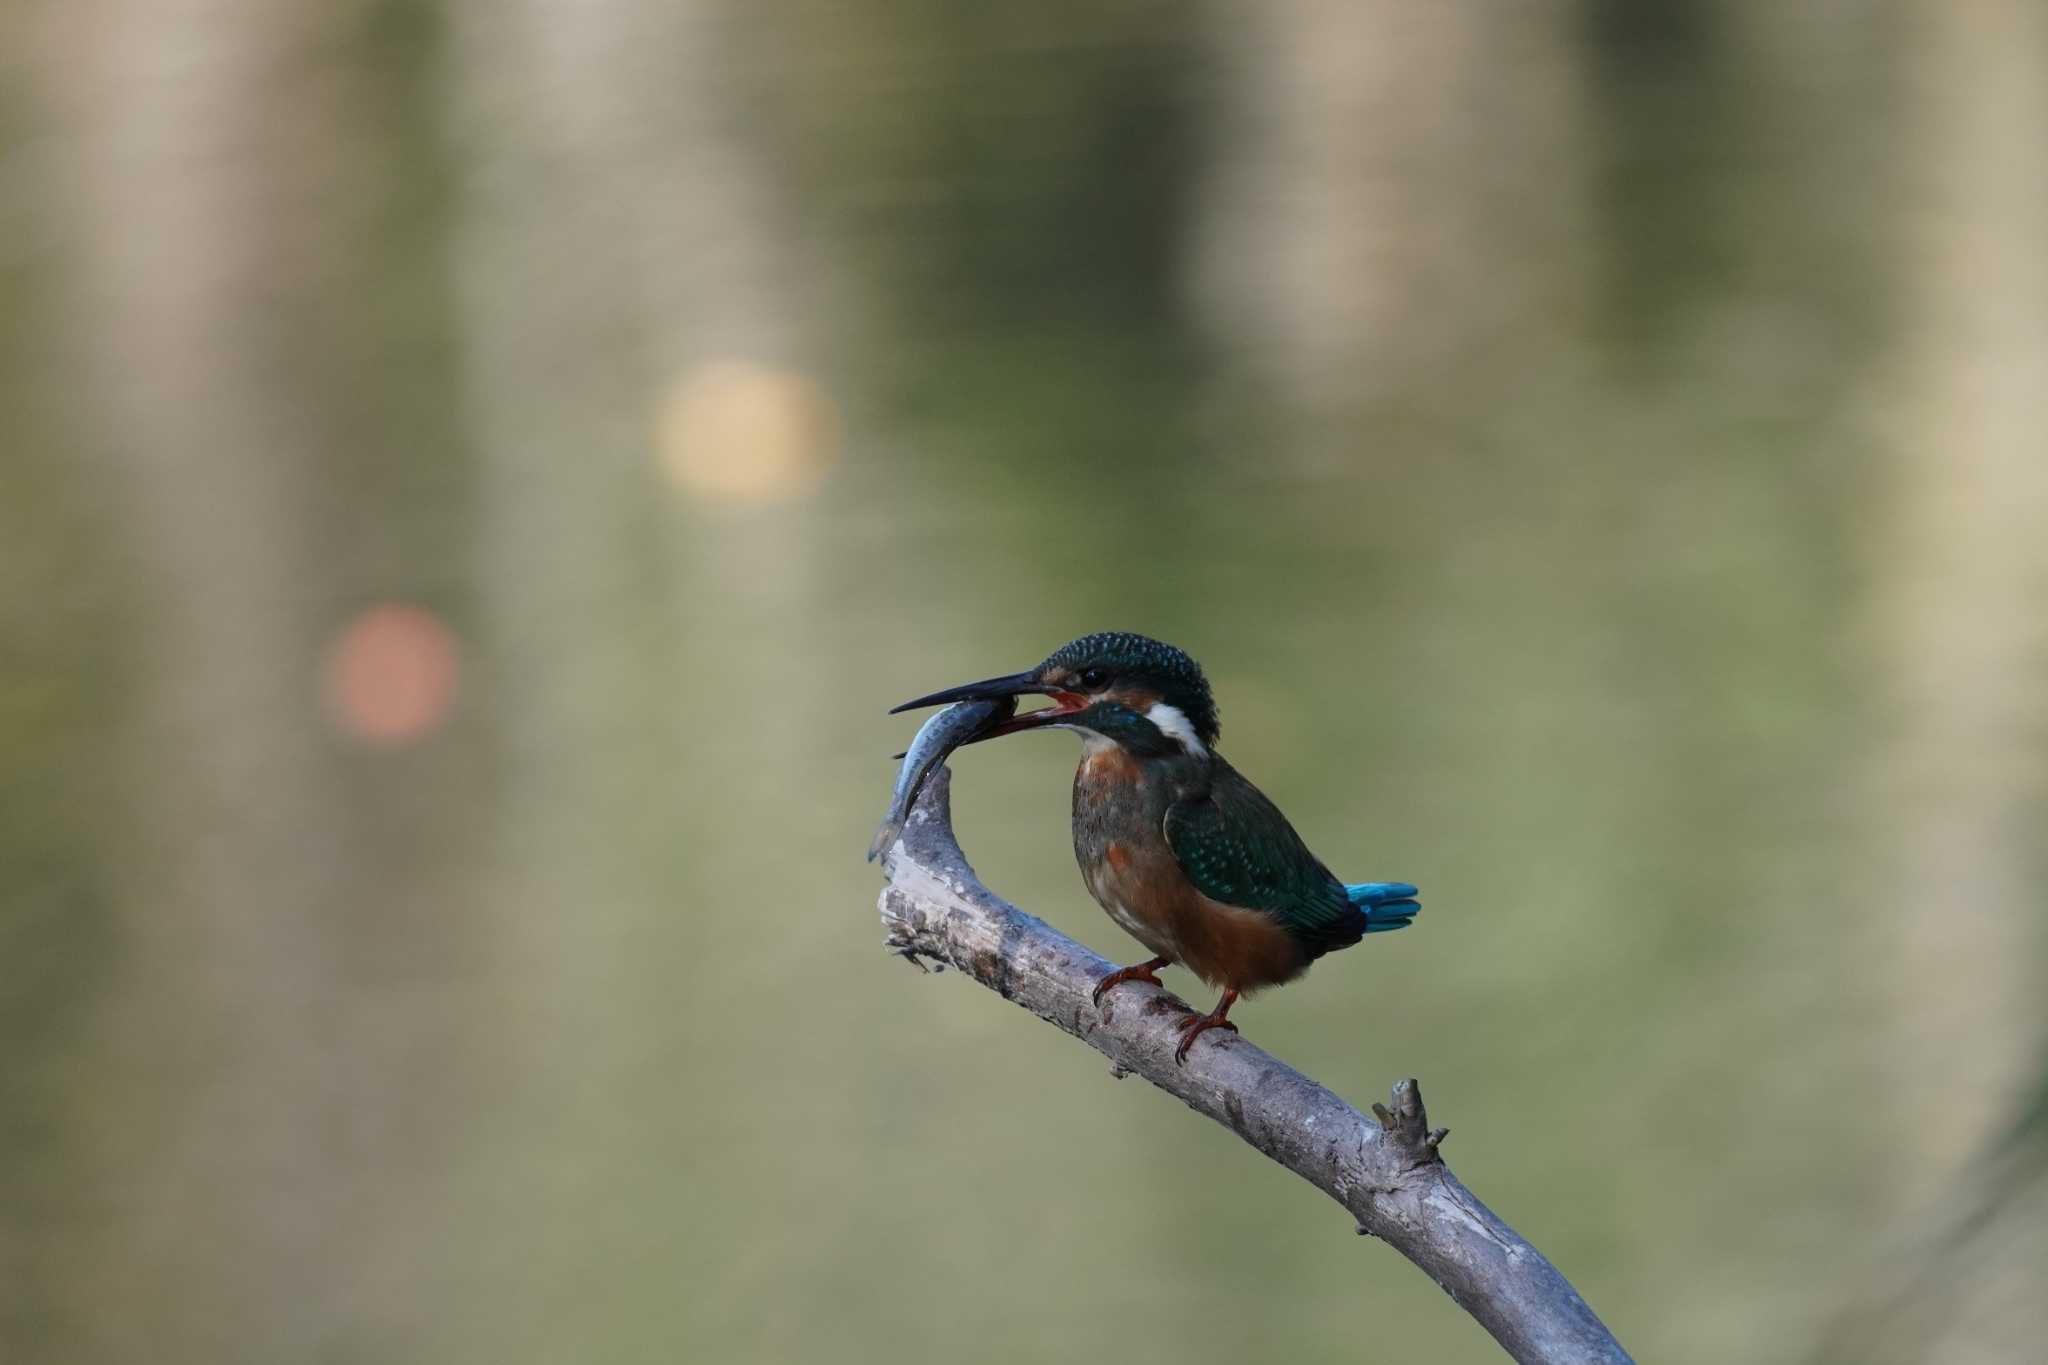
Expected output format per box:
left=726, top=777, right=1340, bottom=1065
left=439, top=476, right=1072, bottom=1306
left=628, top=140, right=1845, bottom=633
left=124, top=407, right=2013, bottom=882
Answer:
left=1092, top=956, right=1170, bottom=1007
left=1174, top=990, right=1241, bottom=1065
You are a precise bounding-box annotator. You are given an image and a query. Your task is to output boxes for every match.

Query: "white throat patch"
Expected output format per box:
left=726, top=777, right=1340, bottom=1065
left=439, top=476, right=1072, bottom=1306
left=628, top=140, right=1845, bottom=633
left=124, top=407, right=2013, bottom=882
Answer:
left=1071, top=726, right=1118, bottom=758
left=1145, top=702, right=1207, bottom=757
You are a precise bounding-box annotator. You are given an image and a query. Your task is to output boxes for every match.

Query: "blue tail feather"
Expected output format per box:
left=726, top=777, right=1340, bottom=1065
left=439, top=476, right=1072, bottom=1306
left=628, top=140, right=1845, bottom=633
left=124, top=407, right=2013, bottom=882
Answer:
left=1345, top=881, right=1420, bottom=933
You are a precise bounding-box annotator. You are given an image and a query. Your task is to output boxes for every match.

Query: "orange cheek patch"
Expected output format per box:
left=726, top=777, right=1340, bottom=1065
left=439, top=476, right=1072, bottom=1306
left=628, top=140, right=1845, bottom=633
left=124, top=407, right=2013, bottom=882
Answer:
left=1106, top=844, right=1132, bottom=871
left=1104, top=687, right=1160, bottom=712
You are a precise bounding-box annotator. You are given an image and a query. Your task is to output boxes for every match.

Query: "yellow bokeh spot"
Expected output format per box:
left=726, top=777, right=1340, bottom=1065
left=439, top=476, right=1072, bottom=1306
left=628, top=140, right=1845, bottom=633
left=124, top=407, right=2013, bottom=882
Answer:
left=656, top=360, right=840, bottom=504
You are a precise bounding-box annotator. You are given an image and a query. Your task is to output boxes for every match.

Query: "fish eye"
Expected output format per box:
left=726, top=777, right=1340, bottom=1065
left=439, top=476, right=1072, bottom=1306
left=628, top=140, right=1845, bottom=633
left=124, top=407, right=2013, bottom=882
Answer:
left=1076, top=667, right=1109, bottom=689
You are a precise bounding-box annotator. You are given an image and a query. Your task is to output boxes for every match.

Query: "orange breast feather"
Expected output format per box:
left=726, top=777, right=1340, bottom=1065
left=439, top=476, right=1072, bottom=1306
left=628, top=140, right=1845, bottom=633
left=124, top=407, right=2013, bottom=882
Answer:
left=1093, top=830, right=1308, bottom=994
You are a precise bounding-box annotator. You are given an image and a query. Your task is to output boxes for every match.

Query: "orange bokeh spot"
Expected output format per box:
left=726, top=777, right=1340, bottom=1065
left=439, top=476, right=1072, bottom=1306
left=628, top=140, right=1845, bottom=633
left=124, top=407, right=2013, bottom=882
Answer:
left=323, top=603, right=460, bottom=747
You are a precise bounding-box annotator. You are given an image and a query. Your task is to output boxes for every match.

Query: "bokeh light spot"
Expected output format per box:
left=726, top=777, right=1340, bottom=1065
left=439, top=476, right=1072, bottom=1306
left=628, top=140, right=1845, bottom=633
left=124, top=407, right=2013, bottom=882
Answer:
left=656, top=360, right=840, bottom=504
left=323, top=603, right=461, bottom=748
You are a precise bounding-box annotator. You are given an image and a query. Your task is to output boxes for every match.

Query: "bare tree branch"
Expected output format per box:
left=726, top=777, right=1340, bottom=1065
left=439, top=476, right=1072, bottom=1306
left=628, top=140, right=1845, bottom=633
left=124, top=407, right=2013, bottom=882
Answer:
left=876, top=766, right=1633, bottom=1365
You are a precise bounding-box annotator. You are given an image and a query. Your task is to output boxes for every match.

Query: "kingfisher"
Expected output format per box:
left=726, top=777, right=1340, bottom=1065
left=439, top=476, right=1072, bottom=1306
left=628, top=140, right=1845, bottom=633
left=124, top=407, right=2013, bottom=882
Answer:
left=890, top=631, right=1419, bottom=1064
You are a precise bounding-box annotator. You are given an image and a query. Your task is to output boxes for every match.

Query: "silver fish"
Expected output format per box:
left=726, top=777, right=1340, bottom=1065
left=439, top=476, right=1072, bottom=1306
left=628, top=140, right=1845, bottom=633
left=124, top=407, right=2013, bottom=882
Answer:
left=868, top=696, right=1015, bottom=861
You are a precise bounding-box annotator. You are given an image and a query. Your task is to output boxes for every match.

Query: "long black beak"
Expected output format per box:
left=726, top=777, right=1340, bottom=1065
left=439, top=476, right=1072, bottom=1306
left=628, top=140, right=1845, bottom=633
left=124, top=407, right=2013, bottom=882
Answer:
left=888, top=670, right=1048, bottom=714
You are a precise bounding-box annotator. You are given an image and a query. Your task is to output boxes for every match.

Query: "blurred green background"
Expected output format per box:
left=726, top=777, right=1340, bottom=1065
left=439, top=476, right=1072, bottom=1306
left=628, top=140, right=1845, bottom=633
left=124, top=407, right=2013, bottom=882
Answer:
left=4, top=2, right=2046, bottom=1362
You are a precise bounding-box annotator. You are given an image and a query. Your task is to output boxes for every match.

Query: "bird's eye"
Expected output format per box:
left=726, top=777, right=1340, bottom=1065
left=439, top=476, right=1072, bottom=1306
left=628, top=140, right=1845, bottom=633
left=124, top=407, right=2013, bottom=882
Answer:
left=1076, top=667, right=1109, bottom=689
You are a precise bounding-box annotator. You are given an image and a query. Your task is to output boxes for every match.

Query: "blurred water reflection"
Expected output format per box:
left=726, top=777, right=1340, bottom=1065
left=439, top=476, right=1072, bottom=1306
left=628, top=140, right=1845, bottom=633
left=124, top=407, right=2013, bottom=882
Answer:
left=3, top=3, right=2044, bottom=1363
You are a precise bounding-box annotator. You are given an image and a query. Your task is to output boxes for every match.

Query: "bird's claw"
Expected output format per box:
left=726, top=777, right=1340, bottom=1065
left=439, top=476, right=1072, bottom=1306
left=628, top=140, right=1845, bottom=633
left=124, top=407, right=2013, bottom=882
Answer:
left=1173, top=1014, right=1238, bottom=1065
left=1092, top=959, right=1166, bottom=1007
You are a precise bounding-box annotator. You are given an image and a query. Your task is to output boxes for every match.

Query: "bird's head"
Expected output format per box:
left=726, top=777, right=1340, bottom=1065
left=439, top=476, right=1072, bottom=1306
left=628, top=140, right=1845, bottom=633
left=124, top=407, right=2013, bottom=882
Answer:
left=890, top=631, right=1217, bottom=758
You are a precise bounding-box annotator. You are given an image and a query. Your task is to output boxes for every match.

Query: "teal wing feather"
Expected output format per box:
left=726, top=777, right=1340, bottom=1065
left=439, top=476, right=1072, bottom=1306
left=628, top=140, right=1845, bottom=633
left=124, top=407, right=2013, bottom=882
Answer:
left=1163, top=760, right=1364, bottom=957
